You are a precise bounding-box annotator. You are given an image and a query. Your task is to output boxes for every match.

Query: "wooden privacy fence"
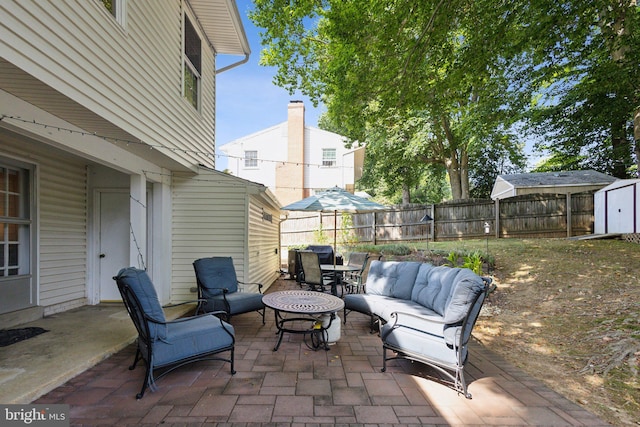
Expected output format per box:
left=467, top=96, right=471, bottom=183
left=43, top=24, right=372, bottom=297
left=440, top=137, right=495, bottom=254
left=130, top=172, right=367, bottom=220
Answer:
left=280, top=192, right=596, bottom=249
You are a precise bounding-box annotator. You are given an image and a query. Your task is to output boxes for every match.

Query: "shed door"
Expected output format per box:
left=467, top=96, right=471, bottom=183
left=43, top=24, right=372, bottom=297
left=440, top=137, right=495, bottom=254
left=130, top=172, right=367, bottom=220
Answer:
left=607, top=186, right=634, bottom=233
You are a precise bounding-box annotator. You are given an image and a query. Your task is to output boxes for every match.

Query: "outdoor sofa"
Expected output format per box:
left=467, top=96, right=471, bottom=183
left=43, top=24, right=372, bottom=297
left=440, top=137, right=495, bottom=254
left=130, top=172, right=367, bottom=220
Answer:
left=343, top=260, right=492, bottom=398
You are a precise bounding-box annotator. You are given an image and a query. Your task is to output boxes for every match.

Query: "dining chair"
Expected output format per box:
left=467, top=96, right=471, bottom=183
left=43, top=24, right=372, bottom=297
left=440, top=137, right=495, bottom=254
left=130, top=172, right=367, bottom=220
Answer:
left=298, top=251, right=339, bottom=295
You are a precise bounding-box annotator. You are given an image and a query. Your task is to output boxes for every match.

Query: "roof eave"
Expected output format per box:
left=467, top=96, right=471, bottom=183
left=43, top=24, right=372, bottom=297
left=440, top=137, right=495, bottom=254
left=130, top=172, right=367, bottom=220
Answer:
left=188, top=0, right=251, bottom=57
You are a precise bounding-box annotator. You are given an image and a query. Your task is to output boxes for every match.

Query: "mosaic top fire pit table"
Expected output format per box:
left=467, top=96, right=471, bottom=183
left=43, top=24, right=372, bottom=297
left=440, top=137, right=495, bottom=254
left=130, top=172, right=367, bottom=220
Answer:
left=262, top=290, right=344, bottom=351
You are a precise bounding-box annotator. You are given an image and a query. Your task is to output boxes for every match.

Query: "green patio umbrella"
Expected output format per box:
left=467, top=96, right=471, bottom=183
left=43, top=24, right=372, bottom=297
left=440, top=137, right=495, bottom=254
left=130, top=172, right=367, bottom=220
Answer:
left=281, top=187, right=387, bottom=264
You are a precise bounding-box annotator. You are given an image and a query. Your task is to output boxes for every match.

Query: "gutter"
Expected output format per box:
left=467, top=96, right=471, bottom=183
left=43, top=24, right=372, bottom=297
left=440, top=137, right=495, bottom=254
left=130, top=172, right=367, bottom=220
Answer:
left=216, top=52, right=250, bottom=74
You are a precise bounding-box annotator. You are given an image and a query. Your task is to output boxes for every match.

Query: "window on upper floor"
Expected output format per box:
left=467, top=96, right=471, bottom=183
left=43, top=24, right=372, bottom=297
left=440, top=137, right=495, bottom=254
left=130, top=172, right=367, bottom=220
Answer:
left=322, top=148, right=337, bottom=167
left=100, top=0, right=126, bottom=26
left=183, top=14, right=202, bottom=111
left=244, top=151, right=258, bottom=168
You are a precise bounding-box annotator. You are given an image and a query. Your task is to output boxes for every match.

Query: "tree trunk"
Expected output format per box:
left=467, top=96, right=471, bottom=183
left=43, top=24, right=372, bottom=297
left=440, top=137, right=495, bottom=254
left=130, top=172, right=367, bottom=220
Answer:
left=446, top=159, right=463, bottom=200
left=402, top=183, right=411, bottom=206
left=460, top=149, right=470, bottom=199
left=440, top=116, right=471, bottom=200
left=611, top=119, right=631, bottom=178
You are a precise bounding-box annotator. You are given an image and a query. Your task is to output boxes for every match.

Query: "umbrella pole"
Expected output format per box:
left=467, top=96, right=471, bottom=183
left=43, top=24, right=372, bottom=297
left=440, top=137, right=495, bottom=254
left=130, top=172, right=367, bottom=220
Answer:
left=333, top=210, right=337, bottom=266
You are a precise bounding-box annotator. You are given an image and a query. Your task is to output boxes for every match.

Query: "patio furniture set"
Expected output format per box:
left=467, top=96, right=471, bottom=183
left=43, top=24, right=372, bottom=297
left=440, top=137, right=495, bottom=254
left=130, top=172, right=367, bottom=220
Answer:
left=114, top=250, right=492, bottom=400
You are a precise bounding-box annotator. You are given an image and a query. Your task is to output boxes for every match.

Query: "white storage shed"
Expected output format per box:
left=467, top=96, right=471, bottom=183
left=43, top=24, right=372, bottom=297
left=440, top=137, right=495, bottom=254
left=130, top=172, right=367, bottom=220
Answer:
left=594, top=179, right=640, bottom=234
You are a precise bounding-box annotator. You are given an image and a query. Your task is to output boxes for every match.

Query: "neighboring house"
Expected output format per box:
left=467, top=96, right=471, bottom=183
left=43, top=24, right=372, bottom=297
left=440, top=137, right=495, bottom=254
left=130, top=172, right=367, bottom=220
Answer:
left=0, top=0, right=281, bottom=328
left=594, top=179, right=640, bottom=234
left=219, top=100, right=365, bottom=206
left=491, top=170, right=617, bottom=200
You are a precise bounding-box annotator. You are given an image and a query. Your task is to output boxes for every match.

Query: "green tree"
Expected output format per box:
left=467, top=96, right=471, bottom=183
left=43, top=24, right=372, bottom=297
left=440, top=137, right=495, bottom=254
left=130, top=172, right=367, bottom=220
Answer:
left=469, top=134, right=528, bottom=198
left=250, top=0, right=528, bottom=200
left=521, top=0, right=639, bottom=177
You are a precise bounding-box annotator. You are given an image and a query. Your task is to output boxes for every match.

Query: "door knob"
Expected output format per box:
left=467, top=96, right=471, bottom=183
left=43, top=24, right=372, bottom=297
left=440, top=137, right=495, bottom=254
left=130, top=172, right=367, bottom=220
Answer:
left=99, top=254, right=106, bottom=258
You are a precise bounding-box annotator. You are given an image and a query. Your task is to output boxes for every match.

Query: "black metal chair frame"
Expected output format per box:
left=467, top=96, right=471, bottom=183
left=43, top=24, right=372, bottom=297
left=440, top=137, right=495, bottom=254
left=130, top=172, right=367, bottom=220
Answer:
left=342, top=252, right=370, bottom=294
left=116, top=280, right=236, bottom=399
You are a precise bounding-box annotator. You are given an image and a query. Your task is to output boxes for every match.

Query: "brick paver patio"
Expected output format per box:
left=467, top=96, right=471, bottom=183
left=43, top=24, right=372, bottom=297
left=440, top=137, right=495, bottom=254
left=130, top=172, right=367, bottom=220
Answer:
left=35, top=277, right=610, bottom=426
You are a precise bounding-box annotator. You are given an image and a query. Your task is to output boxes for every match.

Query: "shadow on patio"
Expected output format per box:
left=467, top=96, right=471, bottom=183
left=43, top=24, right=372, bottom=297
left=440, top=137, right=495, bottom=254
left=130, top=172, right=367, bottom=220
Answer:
left=3, top=276, right=608, bottom=425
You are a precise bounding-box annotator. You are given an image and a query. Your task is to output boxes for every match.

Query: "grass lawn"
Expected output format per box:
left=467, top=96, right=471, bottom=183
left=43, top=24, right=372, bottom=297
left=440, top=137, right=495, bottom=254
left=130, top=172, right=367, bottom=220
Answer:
left=354, top=237, right=639, bottom=427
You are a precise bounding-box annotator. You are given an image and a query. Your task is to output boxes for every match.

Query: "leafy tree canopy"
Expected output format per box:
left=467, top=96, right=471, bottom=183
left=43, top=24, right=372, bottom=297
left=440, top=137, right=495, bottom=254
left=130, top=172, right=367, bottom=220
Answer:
left=250, top=0, right=639, bottom=201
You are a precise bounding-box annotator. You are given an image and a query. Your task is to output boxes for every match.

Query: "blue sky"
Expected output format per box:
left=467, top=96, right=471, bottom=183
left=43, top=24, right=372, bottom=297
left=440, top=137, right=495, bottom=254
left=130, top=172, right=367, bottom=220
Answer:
left=215, top=0, right=324, bottom=171
left=215, top=1, right=541, bottom=172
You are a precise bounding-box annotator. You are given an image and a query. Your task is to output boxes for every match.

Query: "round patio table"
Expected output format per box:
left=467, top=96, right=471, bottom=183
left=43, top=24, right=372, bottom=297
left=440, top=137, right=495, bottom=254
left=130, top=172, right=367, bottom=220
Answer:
left=262, top=290, right=344, bottom=351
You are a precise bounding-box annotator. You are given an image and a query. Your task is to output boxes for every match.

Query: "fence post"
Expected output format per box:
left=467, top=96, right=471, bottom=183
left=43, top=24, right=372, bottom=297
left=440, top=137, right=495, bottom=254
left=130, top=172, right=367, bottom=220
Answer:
left=494, top=198, right=500, bottom=238
left=431, top=204, right=436, bottom=242
left=567, top=193, right=572, bottom=237
left=372, top=212, right=377, bottom=245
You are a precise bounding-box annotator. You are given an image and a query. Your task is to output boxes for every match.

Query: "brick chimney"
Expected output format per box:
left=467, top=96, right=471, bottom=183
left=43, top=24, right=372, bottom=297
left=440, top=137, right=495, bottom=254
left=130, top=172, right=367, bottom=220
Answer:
left=276, top=101, right=306, bottom=205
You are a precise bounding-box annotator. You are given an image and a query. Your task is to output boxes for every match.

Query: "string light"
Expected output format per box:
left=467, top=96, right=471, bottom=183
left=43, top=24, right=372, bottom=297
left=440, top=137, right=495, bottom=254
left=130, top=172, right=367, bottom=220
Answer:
left=1, top=115, right=357, bottom=170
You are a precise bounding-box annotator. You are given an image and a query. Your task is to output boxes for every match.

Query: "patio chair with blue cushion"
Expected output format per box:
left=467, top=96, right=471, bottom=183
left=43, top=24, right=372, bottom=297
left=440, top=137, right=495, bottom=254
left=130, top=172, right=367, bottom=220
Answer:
left=193, top=256, right=266, bottom=324
left=114, top=267, right=235, bottom=399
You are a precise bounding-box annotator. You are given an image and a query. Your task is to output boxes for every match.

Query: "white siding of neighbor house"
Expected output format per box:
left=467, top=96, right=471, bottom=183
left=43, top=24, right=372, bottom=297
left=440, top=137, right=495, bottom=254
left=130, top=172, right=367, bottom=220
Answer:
left=1, top=130, right=88, bottom=315
left=220, top=124, right=355, bottom=192
left=0, top=0, right=216, bottom=170
left=304, top=127, right=353, bottom=190
left=490, top=177, right=515, bottom=200
left=171, top=170, right=281, bottom=302
left=221, top=124, right=287, bottom=189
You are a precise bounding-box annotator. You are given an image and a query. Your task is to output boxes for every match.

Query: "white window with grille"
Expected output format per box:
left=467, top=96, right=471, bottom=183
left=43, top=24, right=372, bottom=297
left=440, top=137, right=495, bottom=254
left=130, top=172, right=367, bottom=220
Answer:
left=322, top=148, right=336, bottom=167
left=244, top=151, right=258, bottom=168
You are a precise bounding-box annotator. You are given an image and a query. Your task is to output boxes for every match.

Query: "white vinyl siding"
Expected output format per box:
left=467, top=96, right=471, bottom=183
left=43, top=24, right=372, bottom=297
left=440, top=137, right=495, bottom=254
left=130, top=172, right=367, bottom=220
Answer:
left=0, top=130, right=88, bottom=314
left=247, top=196, right=280, bottom=287
left=0, top=0, right=216, bottom=170
left=171, top=171, right=248, bottom=302
left=171, top=169, right=280, bottom=302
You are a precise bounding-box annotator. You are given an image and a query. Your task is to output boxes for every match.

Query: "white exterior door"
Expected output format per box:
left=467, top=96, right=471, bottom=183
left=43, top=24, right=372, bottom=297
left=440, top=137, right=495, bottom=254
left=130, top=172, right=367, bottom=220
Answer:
left=607, top=186, right=634, bottom=233
left=98, top=191, right=130, bottom=301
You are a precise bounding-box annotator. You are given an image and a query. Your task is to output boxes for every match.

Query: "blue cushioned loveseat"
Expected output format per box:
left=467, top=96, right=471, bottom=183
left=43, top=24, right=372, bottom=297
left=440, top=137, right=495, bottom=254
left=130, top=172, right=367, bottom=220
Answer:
left=343, top=260, right=492, bottom=398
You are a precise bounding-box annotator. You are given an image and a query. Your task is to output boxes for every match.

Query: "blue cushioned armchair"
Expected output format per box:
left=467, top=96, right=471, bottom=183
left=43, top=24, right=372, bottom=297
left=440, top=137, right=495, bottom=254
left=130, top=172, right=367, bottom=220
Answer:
left=114, top=267, right=235, bottom=399
left=193, top=256, right=266, bottom=324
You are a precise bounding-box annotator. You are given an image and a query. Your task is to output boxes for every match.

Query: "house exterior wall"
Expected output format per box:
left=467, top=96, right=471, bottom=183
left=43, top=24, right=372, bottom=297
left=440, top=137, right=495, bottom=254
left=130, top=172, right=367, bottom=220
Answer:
left=1, top=128, right=88, bottom=316
left=171, top=168, right=280, bottom=302
left=0, top=0, right=216, bottom=170
left=0, top=1, right=262, bottom=326
left=247, top=193, right=281, bottom=285
left=490, top=177, right=514, bottom=200
left=219, top=102, right=361, bottom=206
left=222, top=124, right=287, bottom=190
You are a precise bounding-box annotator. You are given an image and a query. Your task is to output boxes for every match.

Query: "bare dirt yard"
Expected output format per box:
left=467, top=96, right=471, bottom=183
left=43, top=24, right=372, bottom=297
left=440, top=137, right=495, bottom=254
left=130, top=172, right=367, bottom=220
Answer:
left=411, top=237, right=639, bottom=426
